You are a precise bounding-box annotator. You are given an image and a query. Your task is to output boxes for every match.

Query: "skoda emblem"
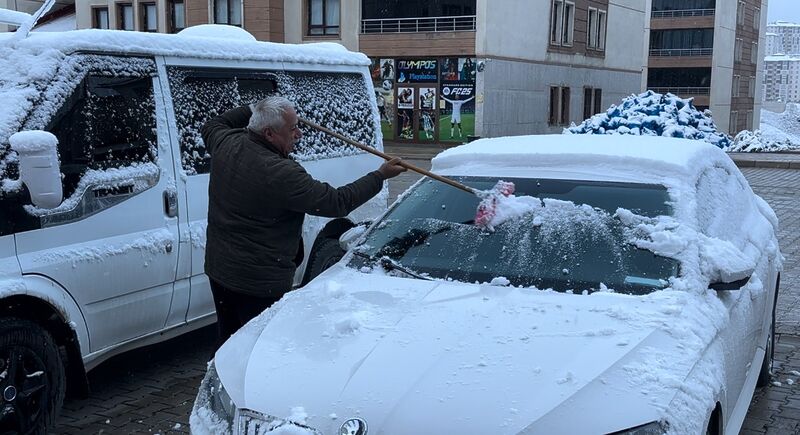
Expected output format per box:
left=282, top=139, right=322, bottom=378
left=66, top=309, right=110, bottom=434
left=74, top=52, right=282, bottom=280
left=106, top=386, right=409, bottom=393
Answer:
left=339, top=417, right=368, bottom=435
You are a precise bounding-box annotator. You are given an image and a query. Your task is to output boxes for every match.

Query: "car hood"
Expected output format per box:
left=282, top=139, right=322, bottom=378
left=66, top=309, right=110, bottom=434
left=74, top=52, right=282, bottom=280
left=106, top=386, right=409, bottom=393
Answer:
left=215, top=266, right=712, bottom=434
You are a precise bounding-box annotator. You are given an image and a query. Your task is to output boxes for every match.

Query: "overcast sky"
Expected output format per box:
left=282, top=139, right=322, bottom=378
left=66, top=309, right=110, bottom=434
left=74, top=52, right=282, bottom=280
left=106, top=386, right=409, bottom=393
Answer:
left=767, top=0, right=800, bottom=23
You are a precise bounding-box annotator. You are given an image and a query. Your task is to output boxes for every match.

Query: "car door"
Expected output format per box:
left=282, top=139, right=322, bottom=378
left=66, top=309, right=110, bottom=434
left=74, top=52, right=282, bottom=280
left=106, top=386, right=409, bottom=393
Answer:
left=13, top=54, right=179, bottom=352
left=162, top=59, right=281, bottom=322
left=695, top=164, right=766, bottom=412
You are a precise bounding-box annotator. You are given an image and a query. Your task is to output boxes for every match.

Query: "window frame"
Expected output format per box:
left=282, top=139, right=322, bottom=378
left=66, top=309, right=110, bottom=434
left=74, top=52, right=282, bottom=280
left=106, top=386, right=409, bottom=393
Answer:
left=732, top=75, right=741, bottom=97
left=730, top=110, right=739, bottom=133
left=754, top=7, right=760, bottom=29
left=307, top=0, right=341, bottom=36
left=748, top=76, right=755, bottom=98
left=583, top=87, right=602, bottom=120
left=751, top=41, right=758, bottom=64
left=549, top=0, right=574, bottom=47
left=140, top=2, right=158, bottom=32
left=117, top=3, right=134, bottom=31
left=549, top=85, right=570, bottom=126
left=212, top=0, right=242, bottom=27
left=169, top=0, right=186, bottom=33
left=92, top=6, right=109, bottom=29
left=735, top=38, right=743, bottom=62
left=737, top=1, right=745, bottom=26
left=587, top=7, right=607, bottom=51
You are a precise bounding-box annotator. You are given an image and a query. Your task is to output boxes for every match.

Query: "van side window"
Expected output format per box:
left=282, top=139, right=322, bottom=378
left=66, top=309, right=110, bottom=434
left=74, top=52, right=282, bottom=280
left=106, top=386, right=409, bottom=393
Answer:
left=19, top=55, right=159, bottom=226
left=49, top=75, right=157, bottom=199
left=167, top=67, right=377, bottom=175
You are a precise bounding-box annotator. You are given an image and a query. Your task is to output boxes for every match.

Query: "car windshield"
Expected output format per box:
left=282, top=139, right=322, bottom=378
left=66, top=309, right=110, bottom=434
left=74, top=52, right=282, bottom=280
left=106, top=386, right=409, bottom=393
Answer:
left=350, top=176, right=679, bottom=295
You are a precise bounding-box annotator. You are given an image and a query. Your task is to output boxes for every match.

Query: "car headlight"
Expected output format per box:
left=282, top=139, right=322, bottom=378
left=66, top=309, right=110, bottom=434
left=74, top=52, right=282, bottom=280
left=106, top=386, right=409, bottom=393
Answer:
left=192, top=361, right=321, bottom=435
left=610, top=420, right=668, bottom=435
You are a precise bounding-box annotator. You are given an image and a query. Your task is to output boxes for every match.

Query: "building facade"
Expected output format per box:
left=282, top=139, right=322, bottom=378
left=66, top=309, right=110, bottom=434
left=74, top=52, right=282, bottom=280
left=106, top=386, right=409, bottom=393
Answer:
left=764, top=55, right=800, bottom=102
left=766, top=21, right=800, bottom=55
left=73, top=0, right=646, bottom=143
left=643, top=0, right=768, bottom=135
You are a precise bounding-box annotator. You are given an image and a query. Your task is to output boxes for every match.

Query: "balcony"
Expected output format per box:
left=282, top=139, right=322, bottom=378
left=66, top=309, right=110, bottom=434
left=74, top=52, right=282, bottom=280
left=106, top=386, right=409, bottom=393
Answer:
left=649, top=48, right=713, bottom=56
left=650, top=87, right=710, bottom=95
left=361, top=15, right=476, bottom=34
left=651, top=9, right=715, bottom=18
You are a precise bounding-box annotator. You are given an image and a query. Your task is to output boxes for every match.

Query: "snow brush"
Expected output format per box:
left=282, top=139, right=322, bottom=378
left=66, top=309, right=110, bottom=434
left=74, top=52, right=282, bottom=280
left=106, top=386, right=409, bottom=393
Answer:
left=299, top=117, right=514, bottom=230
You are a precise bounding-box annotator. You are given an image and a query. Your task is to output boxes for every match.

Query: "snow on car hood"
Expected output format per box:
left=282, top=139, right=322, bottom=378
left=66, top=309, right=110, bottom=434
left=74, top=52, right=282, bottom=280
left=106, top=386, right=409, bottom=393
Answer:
left=215, top=265, right=730, bottom=434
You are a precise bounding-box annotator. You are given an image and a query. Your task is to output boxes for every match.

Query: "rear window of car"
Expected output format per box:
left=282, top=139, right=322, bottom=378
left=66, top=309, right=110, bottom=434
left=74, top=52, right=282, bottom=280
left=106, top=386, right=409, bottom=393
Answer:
left=350, top=176, right=679, bottom=295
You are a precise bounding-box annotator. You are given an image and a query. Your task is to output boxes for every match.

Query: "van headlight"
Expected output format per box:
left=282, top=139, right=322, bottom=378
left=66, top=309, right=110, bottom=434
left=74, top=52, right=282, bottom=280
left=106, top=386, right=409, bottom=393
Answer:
left=192, top=361, right=321, bottom=435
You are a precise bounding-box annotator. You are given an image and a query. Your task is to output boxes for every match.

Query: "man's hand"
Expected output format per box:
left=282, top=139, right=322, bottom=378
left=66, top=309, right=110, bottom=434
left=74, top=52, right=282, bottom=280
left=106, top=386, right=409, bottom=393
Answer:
left=378, top=157, right=407, bottom=179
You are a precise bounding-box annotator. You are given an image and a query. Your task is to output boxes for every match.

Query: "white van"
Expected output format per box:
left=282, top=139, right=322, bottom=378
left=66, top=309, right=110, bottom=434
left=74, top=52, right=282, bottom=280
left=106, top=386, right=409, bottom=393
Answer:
left=0, top=24, right=387, bottom=432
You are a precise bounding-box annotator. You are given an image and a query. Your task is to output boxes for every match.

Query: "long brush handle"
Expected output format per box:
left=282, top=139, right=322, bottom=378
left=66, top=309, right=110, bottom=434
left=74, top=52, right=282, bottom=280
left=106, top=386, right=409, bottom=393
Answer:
left=299, top=117, right=476, bottom=195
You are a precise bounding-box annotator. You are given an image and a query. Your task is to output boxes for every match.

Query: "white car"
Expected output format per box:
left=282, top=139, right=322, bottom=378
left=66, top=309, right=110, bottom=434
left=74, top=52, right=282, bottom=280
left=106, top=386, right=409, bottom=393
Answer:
left=192, top=135, right=781, bottom=435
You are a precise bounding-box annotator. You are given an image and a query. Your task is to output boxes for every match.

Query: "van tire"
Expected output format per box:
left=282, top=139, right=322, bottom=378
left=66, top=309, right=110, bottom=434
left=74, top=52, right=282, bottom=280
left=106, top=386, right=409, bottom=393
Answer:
left=302, top=238, right=345, bottom=285
left=0, top=318, right=65, bottom=434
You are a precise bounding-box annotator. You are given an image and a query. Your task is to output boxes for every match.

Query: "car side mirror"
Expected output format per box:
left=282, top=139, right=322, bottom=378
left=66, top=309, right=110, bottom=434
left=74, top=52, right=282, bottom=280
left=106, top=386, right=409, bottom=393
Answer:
left=9, top=131, right=63, bottom=209
left=339, top=222, right=370, bottom=251
left=710, top=275, right=751, bottom=291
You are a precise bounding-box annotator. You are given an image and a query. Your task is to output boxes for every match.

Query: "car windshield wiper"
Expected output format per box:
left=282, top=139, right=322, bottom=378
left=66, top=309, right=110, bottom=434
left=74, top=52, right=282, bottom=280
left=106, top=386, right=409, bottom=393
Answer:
left=351, top=251, right=432, bottom=281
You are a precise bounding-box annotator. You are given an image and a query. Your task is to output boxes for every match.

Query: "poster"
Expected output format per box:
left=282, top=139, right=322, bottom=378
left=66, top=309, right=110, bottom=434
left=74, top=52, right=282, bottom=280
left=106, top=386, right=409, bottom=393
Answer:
left=397, top=87, right=414, bottom=109
left=439, top=81, right=476, bottom=141
left=418, top=109, right=436, bottom=141
left=419, top=87, right=436, bottom=110
left=440, top=57, right=476, bottom=82
left=397, top=109, right=414, bottom=140
left=396, top=59, right=438, bottom=83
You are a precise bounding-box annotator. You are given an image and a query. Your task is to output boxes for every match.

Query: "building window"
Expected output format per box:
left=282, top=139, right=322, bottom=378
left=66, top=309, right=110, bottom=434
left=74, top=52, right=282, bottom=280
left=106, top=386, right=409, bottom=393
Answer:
left=588, top=8, right=607, bottom=50
left=169, top=0, right=185, bottom=33
left=730, top=110, right=739, bottom=132
left=92, top=7, right=109, bottom=29
left=118, top=3, right=134, bottom=31
left=754, top=7, right=760, bottom=29
left=550, top=0, right=575, bottom=47
left=308, top=0, right=340, bottom=36
left=735, top=38, right=743, bottom=62
left=213, top=0, right=242, bottom=26
left=748, top=76, right=756, bottom=97
left=549, top=86, right=570, bottom=126
left=751, top=42, right=758, bottom=64
left=746, top=110, right=753, bottom=129
left=732, top=75, right=741, bottom=97
left=737, top=1, right=745, bottom=26
left=583, top=87, right=602, bottom=119
left=141, top=3, right=157, bottom=32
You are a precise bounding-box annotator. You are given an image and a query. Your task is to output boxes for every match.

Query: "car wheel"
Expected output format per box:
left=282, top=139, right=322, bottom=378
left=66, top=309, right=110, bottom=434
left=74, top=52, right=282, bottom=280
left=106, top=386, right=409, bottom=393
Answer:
left=0, top=318, right=65, bottom=435
left=757, top=276, right=779, bottom=388
left=301, top=237, right=345, bottom=285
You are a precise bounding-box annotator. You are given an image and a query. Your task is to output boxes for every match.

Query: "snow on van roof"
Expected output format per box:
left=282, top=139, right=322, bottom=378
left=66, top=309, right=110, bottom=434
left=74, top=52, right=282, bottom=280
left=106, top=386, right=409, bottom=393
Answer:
left=431, top=134, right=729, bottom=182
left=3, top=27, right=368, bottom=66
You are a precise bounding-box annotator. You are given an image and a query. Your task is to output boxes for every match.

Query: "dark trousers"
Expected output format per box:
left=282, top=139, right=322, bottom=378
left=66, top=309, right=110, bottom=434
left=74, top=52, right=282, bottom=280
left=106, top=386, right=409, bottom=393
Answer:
left=209, top=278, right=281, bottom=350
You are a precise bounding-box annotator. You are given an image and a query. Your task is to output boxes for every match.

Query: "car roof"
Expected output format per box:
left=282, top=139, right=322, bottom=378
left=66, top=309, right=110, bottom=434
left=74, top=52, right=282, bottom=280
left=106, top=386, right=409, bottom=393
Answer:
left=431, top=134, right=732, bottom=184
left=1, top=26, right=370, bottom=67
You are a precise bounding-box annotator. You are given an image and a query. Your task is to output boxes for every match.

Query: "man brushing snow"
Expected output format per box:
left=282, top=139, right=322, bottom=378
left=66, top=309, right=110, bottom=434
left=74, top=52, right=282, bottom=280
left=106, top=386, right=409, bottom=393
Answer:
left=202, top=96, right=405, bottom=346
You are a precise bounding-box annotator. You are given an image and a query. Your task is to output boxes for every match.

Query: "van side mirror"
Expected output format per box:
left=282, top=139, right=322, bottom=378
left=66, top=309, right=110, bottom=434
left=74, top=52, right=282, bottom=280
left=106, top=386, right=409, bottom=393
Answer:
left=9, top=131, right=63, bottom=209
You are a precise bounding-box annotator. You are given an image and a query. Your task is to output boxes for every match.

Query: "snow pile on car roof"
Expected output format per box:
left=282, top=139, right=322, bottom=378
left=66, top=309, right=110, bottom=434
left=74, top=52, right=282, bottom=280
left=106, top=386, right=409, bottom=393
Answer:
left=431, top=134, right=724, bottom=183
left=566, top=91, right=731, bottom=149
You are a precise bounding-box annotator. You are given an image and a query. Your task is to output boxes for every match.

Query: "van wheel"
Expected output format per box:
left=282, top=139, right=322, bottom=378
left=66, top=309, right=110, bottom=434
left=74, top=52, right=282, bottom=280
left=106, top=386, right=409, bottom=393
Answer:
left=301, top=238, right=345, bottom=285
left=0, top=318, right=65, bottom=435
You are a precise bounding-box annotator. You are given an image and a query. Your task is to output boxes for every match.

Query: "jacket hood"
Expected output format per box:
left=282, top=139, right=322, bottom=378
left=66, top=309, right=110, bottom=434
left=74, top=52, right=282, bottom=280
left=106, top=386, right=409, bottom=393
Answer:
left=215, top=266, right=716, bottom=434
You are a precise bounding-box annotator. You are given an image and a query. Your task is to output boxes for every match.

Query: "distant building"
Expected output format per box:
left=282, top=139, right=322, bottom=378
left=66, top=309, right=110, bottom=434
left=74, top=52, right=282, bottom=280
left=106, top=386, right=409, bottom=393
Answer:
left=766, top=21, right=800, bottom=55
left=766, top=32, right=781, bottom=55
left=643, top=0, right=768, bottom=135
left=763, top=22, right=800, bottom=103
left=764, top=55, right=800, bottom=102
left=71, top=0, right=647, bottom=144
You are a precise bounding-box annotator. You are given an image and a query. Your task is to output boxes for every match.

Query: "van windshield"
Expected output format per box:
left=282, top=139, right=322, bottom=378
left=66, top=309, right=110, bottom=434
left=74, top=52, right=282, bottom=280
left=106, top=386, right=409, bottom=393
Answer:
left=350, top=177, right=679, bottom=295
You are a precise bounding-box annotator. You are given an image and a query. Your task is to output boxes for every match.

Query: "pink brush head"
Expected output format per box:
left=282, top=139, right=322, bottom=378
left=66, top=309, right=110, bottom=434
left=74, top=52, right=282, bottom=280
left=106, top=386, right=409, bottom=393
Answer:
left=474, top=180, right=515, bottom=230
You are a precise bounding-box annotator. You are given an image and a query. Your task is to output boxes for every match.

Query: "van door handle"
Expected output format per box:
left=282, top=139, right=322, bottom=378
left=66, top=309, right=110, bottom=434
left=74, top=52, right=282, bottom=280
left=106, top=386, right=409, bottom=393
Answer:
left=163, top=190, right=178, bottom=218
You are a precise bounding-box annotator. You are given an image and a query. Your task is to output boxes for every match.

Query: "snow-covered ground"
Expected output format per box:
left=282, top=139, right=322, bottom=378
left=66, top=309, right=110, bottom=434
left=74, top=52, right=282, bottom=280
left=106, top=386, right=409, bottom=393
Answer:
left=727, top=103, right=800, bottom=152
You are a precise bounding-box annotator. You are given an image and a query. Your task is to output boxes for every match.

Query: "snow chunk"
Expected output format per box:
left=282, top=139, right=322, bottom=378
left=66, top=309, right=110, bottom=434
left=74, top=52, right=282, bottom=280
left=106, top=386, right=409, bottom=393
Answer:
left=177, top=24, right=256, bottom=41
left=9, top=130, right=57, bottom=153
left=567, top=91, right=730, bottom=148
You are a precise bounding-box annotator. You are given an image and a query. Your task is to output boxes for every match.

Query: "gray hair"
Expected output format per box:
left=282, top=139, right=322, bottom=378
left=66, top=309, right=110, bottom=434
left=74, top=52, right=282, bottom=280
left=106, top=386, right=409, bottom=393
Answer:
left=248, top=96, right=295, bottom=132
